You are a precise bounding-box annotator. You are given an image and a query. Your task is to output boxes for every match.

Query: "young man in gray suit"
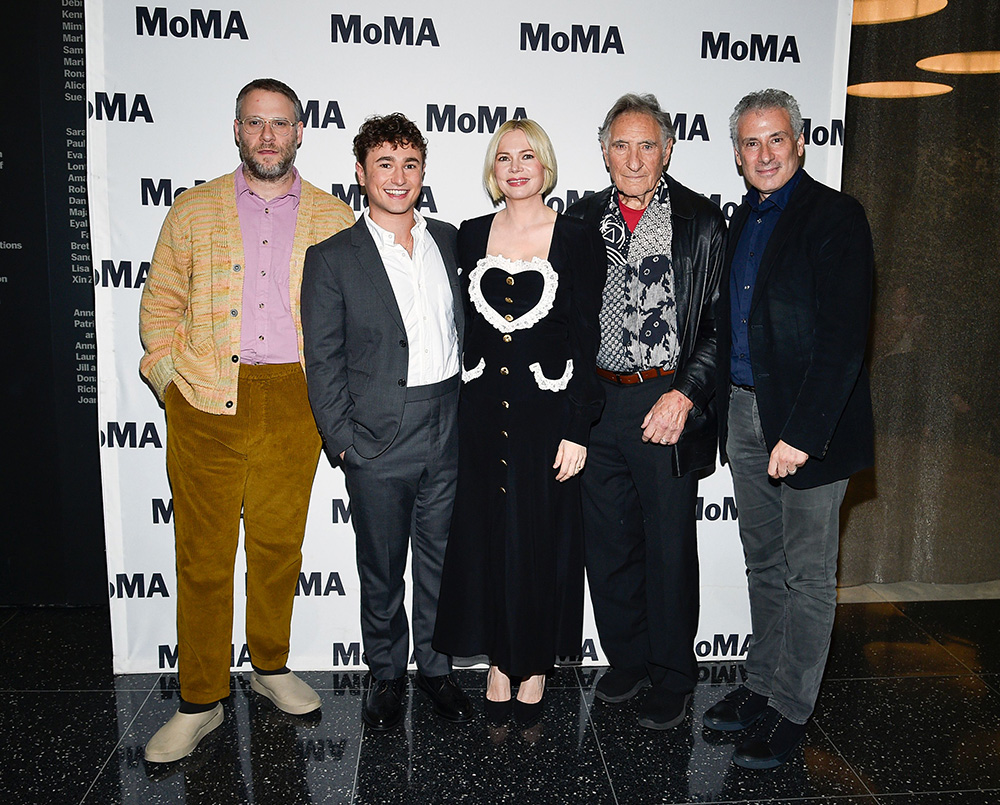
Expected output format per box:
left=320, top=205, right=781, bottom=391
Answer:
left=301, top=114, right=471, bottom=731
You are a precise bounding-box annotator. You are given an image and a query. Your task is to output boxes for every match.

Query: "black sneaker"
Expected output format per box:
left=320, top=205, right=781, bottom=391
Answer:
left=637, top=687, right=692, bottom=730
left=732, top=706, right=807, bottom=769
left=703, top=685, right=768, bottom=731
left=594, top=666, right=650, bottom=703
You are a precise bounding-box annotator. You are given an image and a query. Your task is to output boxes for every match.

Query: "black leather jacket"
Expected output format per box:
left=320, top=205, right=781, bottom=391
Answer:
left=566, top=174, right=725, bottom=475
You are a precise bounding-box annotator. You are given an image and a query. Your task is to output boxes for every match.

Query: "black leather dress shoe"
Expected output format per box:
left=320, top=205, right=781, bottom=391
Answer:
left=414, top=672, right=474, bottom=723
left=637, top=687, right=692, bottom=730
left=594, top=666, right=650, bottom=703
left=362, top=676, right=407, bottom=731
left=732, top=706, right=807, bottom=769
left=703, top=685, right=768, bottom=732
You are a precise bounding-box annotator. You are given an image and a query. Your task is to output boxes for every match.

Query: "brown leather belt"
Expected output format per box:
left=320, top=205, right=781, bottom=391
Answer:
left=596, top=366, right=675, bottom=385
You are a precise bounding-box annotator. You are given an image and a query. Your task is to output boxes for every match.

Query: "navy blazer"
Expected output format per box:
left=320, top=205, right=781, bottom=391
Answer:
left=301, top=215, right=464, bottom=460
left=717, top=171, right=875, bottom=489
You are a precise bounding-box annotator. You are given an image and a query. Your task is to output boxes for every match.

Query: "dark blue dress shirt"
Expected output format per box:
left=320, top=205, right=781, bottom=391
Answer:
left=729, top=168, right=803, bottom=386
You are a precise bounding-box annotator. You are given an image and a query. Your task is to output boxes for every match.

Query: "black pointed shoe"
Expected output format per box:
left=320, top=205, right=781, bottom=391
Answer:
left=484, top=695, right=513, bottom=725
left=362, top=675, right=407, bottom=731
left=703, top=685, right=769, bottom=732
left=732, top=706, right=807, bottom=769
left=414, top=672, right=474, bottom=723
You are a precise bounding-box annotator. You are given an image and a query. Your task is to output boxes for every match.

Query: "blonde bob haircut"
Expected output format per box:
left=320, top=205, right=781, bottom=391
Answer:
left=482, top=119, right=558, bottom=206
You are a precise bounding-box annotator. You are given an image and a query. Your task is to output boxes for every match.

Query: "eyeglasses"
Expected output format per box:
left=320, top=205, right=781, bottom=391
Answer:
left=238, top=117, right=297, bottom=136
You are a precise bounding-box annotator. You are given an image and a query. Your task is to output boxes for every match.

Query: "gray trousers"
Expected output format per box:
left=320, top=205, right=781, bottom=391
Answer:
left=343, top=378, right=459, bottom=681
left=727, top=386, right=847, bottom=724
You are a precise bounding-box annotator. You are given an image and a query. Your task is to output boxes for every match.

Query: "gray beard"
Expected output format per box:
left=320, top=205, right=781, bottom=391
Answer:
left=240, top=144, right=295, bottom=182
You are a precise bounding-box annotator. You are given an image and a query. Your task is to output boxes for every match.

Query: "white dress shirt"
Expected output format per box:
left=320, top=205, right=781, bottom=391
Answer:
left=363, top=209, right=459, bottom=386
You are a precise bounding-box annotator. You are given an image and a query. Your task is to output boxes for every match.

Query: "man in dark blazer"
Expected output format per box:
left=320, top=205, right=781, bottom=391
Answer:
left=703, top=89, right=874, bottom=769
left=301, top=114, right=471, bottom=731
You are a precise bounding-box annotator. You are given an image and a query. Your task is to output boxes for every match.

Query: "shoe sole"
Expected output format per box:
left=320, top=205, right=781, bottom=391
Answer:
left=703, top=708, right=766, bottom=732
left=251, top=674, right=321, bottom=715
left=594, top=676, right=650, bottom=703
left=144, top=705, right=224, bottom=763
left=637, top=692, right=692, bottom=730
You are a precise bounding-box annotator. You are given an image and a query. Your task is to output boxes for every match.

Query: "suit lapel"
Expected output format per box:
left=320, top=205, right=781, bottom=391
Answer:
left=426, top=218, right=465, bottom=345
left=350, top=217, right=406, bottom=334
left=749, top=172, right=816, bottom=317
left=723, top=202, right=752, bottom=313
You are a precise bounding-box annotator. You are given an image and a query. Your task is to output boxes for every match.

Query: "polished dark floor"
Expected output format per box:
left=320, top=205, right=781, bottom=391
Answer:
left=2, top=600, right=1000, bottom=804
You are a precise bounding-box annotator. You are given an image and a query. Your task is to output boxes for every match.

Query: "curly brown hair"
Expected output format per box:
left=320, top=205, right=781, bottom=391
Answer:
left=353, top=113, right=427, bottom=165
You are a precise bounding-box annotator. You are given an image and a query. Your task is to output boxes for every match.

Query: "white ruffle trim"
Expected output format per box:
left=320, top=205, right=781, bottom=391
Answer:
left=462, top=356, right=485, bottom=383
left=468, top=254, right=558, bottom=334
left=528, top=359, right=573, bottom=392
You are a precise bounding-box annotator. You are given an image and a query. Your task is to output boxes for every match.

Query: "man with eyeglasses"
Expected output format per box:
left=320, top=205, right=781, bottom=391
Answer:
left=140, top=78, right=354, bottom=763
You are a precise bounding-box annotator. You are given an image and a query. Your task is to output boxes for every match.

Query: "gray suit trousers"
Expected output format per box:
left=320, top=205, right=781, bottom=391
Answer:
left=343, top=379, right=459, bottom=680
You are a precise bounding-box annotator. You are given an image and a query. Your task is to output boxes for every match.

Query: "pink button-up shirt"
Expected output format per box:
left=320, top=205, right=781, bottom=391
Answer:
left=235, top=166, right=301, bottom=364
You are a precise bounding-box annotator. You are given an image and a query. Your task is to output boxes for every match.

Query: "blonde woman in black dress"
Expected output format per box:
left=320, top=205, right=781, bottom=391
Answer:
left=433, top=120, right=605, bottom=725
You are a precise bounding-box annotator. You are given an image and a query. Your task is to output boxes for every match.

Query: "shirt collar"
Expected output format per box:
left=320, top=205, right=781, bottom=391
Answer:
left=743, top=167, right=802, bottom=212
left=610, top=175, right=669, bottom=215
left=234, top=164, right=301, bottom=202
left=363, top=208, right=427, bottom=248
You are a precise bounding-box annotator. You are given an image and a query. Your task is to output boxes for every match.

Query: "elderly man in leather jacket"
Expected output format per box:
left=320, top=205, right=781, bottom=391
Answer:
left=566, top=92, right=724, bottom=730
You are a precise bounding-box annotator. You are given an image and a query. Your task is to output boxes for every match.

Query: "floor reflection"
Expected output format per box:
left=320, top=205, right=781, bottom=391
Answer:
left=2, top=602, right=1000, bottom=803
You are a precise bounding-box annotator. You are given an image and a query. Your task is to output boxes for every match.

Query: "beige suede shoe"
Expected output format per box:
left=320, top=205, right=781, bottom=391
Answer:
left=144, top=703, right=224, bottom=763
left=250, top=671, right=321, bottom=714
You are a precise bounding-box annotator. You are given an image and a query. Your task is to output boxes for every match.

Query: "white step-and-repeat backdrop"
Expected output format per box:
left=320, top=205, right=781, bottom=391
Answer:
left=85, top=0, right=854, bottom=674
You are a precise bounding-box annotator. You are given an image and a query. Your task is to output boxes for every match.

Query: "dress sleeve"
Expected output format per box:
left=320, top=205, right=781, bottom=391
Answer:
left=562, top=217, right=607, bottom=446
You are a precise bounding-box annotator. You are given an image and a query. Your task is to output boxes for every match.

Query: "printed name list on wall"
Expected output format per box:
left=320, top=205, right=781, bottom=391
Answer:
left=85, top=0, right=855, bottom=674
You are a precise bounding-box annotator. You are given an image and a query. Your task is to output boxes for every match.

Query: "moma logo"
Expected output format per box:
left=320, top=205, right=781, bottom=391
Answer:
left=296, top=572, right=346, bottom=597
left=332, top=184, right=437, bottom=214
left=96, top=259, right=149, bottom=288
left=520, top=22, right=624, bottom=54
left=670, top=112, right=710, bottom=142
left=135, top=7, right=249, bottom=39
left=141, top=178, right=205, bottom=206
left=152, top=498, right=173, bottom=524
left=546, top=189, right=597, bottom=214
left=332, top=642, right=361, bottom=666
left=331, top=15, right=439, bottom=46
left=110, top=572, right=169, bottom=599
left=89, top=92, right=153, bottom=123
left=426, top=105, right=527, bottom=134
left=332, top=498, right=351, bottom=523
left=101, top=421, right=163, bottom=448
left=699, top=663, right=742, bottom=685
left=158, top=642, right=251, bottom=669
left=301, top=100, right=345, bottom=130
left=707, top=195, right=742, bottom=222
left=696, top=633, right=751, bottom=658
left=701, top=31, right=800, bottom=63
left=802, top=117, right=844, bottom=146
left=695, top=496, right=737, bottom=521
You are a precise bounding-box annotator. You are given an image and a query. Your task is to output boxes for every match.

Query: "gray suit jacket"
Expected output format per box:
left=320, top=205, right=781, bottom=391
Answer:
left=301, top=215, right=464, bottom=460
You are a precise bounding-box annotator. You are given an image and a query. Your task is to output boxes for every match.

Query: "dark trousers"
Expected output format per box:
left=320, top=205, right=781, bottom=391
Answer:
left=727, top=386, right=848, bottom=723
left=343, top=379, right=459, bottom=681
left=581, top=376, right=700, bottom=694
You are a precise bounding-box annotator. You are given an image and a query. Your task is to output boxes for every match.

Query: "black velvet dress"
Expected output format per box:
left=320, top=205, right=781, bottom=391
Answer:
left=433, top=213, right=605, bottom=676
